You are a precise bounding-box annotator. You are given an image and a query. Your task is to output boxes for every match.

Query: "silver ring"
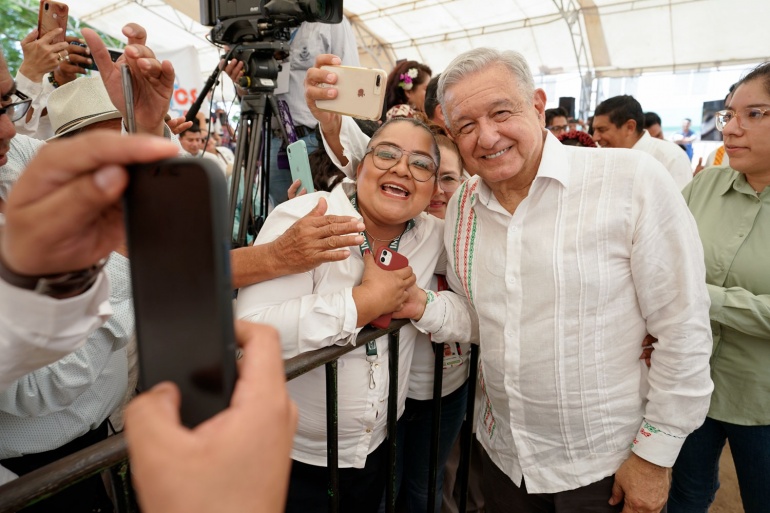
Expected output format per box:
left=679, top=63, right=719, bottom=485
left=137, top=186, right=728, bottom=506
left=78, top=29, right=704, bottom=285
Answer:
left=63, top=55, right=70, bottom=62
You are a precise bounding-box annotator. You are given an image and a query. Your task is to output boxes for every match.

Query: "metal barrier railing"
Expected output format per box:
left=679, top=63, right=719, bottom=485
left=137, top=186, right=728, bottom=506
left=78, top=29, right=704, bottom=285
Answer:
left=0, top=320, right=478, bottom=513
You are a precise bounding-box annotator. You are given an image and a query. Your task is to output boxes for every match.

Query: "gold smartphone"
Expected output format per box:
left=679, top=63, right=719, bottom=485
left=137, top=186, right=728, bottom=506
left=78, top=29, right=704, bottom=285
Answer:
left=316, top=65, right=387, bottom=121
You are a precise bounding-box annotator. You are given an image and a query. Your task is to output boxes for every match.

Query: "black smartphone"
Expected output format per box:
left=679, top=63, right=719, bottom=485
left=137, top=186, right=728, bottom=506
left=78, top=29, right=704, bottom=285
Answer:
left=120, top=64, right=135, bottom=134
left=70, top=42, right=122, bottom=72
left=124, top=158, right=236, bottom=427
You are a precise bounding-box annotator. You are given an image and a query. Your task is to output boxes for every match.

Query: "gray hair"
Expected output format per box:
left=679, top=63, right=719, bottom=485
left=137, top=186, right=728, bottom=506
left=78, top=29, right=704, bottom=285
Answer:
left=437, top=48, right=536, bottom=130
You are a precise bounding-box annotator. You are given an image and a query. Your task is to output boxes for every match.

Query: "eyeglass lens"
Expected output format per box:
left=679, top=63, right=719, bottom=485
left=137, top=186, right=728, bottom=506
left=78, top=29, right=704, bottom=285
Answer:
left=0, top=99, right=32, bottom=123
left=438, top=174, right=461, bottom=193
left=716, top=108, right=768, bottom=131
left=370, top=144, right=436, bottom=182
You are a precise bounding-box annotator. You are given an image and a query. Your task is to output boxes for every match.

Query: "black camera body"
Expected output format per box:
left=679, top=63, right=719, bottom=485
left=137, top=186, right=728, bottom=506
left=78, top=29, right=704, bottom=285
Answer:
left=200, top=0, right=343, bottom=45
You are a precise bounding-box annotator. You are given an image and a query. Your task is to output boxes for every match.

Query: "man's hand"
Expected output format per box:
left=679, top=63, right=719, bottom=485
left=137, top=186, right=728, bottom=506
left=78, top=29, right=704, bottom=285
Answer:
left=167, top=116, right=193, bottom=136
left=640, top=334, right=657, bottom=368
left=609, top=453, right=671, bottom=513
left=267, top=197, right=364, bottom=271
left=83, top=24, right=173, bottom=137
left=352, top=251, right=416, bottom=327
left=693, top=157, right=705, bottom=176
left=18, top=28, right=70, bottom=83
left=125, top=320, right=297, bottom=513
left=1, top=131, right=179, bottom=276
left=230, top=197, right=365, bottom=288
left=392, top=283, right=428, bottom=321
left=52, top=37, right=92, bottom=85
left=222, top=57, right=244, bottom=87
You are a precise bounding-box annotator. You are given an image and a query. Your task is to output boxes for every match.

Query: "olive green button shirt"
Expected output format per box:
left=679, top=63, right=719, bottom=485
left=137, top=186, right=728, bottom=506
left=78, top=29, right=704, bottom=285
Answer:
left=682, top=166, right=770, bottom=425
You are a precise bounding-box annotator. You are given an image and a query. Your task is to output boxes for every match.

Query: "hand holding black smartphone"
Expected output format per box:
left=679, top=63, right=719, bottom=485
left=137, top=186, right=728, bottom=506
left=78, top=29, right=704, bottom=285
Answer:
left=124, top=158, right=236, bottom=426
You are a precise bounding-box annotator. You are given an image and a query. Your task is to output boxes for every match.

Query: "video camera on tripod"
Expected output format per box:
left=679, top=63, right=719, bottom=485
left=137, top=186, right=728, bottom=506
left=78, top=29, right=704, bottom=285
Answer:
left=192, top=0, right=343, bottom=247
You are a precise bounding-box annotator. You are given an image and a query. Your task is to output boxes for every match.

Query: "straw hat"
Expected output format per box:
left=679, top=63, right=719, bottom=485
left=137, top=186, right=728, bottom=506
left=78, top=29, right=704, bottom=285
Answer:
left=47, top=77, right=122, bottom=139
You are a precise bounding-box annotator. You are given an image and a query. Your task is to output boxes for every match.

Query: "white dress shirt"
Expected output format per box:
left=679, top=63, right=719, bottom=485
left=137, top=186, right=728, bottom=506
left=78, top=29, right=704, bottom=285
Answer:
left=0, top=253, right=130, bottom=459
left=408, top=275, right=470, bottom=401
left=0, top=271, right=112, bottom=392
left=13, top=71, right=56, bottom=141
left=235, top=182, right=445, bottom=468
left=632, top=130, right=693, bottom=189
left=414, top=134, right=713, bottom=493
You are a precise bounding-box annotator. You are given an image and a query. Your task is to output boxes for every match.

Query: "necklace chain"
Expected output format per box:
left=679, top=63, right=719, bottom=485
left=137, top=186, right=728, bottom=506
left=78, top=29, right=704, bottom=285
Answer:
left=364, top=230, right=396, bottom=243
left=364, top=227, right=406, bottom=244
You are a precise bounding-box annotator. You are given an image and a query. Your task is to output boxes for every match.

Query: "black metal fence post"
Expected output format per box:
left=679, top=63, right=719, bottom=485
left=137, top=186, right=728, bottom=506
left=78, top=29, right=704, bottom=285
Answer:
left=326, top=360, right=339, bottom=513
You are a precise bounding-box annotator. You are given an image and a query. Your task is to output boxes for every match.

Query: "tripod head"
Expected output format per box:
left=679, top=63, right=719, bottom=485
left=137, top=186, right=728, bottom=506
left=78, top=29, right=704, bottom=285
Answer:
left=231, top=41, right=288, bottom=94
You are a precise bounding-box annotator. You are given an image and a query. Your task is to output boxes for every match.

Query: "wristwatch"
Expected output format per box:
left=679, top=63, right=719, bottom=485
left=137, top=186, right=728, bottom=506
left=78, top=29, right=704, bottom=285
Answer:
left=0, top=249, right=107, bottom=298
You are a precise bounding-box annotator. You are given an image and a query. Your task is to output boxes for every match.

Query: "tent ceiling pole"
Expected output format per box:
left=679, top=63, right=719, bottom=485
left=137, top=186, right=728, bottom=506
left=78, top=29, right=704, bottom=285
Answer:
left=346, top=13, right=396, bottom=71
left=553, top=0, right=596, bottom=120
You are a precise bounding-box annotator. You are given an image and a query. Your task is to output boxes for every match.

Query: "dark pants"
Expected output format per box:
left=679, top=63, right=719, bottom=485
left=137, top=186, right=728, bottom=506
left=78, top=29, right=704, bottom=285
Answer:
left=285, top=439, right=388, bottom=513
left=669, top=416, right=770, bottom=513
left=396, top=381, right=469, bottom=513
left=481, top=447, right=632, bottom=513
left=1, top=420, right=113, bottom=513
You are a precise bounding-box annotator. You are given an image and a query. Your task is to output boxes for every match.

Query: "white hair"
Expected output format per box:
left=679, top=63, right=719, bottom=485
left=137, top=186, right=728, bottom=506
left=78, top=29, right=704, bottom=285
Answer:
left=437, top=48, right=536, bottom=130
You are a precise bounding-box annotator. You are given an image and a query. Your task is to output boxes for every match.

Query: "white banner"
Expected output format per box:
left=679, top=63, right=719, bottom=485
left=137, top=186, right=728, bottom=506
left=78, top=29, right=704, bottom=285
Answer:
left=156, top=46, right=204, bottom=119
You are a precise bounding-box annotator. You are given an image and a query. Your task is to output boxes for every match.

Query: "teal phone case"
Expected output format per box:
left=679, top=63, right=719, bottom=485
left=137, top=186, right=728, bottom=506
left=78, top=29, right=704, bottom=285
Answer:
left=287, top=140, right=315, bottom=194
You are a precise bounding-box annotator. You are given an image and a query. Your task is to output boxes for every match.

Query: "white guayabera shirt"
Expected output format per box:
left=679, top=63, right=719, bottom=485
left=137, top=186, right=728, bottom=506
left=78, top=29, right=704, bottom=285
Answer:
left=415, top=134, right=713, bottom=493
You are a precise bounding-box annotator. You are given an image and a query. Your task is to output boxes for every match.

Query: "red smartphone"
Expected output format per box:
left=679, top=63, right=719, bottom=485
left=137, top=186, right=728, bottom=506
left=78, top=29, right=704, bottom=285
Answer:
left=38, top=1, right=68, bottom=44
left=370, top=248, right=409, bottom=329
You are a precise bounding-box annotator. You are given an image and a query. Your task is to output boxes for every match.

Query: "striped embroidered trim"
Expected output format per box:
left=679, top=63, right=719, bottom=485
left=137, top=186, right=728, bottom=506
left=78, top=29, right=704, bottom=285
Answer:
left=630, top=420, right=685, bottom=448
left=425, top=290, right=438, bottom=305
left=714, top=145, right=726, bottom=165
left=452, top=180, right=479, bottom=306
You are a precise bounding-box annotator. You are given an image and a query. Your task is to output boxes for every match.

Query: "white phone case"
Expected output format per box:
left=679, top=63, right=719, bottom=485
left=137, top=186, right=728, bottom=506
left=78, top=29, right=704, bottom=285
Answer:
left=316, top=65, right=387, bottom=121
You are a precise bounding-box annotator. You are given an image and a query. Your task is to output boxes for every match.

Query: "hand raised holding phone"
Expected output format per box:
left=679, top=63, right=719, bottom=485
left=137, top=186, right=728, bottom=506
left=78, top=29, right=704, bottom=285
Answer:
left=315, top=64, right=387, bottom=121
left=81, top=23, right=173, bottom=137
left=18, top=27, right=70, bottom=83
left=304, top=54, right=345, bottom=131
left=352, top=250, right=416, bottom=328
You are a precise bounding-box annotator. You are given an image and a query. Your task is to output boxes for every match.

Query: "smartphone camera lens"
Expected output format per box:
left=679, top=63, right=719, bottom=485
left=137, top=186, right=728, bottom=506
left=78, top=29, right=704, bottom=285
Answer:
left=376, top=75, right=382, bottom=87
left=44, top=2, right=49, bottom=10
left=381, top=257, right=386, bottom=262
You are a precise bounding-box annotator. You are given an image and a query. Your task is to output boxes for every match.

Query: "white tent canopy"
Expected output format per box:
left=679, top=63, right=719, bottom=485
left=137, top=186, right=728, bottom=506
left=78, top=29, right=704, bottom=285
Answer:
left=15, top=0, right=769, bottom=111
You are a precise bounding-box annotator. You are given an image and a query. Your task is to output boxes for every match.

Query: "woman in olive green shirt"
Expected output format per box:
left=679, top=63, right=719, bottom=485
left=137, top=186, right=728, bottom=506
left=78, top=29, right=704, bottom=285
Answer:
left=668, top=63, right=770, bottom=513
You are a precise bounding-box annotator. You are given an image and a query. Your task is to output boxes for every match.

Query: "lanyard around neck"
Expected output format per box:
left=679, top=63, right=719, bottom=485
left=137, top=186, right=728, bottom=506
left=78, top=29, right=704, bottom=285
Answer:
left=350, top=194, right=412, bottom=256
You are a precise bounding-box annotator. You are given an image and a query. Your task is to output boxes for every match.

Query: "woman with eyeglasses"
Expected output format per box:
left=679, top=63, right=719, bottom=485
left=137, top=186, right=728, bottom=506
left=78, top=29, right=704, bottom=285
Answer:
left=236, top=117, right=445, bottom=513
left=391, top=126, right=470, bottom=513
left=668, top=62, right=770, bottom=513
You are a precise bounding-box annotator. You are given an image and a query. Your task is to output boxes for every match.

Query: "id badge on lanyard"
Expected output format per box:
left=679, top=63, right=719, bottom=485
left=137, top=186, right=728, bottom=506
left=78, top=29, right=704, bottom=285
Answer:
left=435, top=275, right=464, bottom=368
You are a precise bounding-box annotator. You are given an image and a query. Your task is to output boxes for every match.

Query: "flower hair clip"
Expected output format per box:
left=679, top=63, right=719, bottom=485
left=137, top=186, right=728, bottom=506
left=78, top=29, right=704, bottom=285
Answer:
left=398, top=67, right=419, bottom=91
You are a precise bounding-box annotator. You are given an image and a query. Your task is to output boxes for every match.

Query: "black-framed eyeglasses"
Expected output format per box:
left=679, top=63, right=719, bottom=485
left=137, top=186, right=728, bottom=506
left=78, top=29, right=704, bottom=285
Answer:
left=0, top=90, right=32, bottom=123
left=715, top=107, right=770, bottom=131
left=364, top=143, right=437, bottom=182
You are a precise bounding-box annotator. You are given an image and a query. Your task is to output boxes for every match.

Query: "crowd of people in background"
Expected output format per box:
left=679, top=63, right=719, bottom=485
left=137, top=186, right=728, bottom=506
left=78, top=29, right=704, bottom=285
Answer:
left=0, top=10, right=768, bottom=513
